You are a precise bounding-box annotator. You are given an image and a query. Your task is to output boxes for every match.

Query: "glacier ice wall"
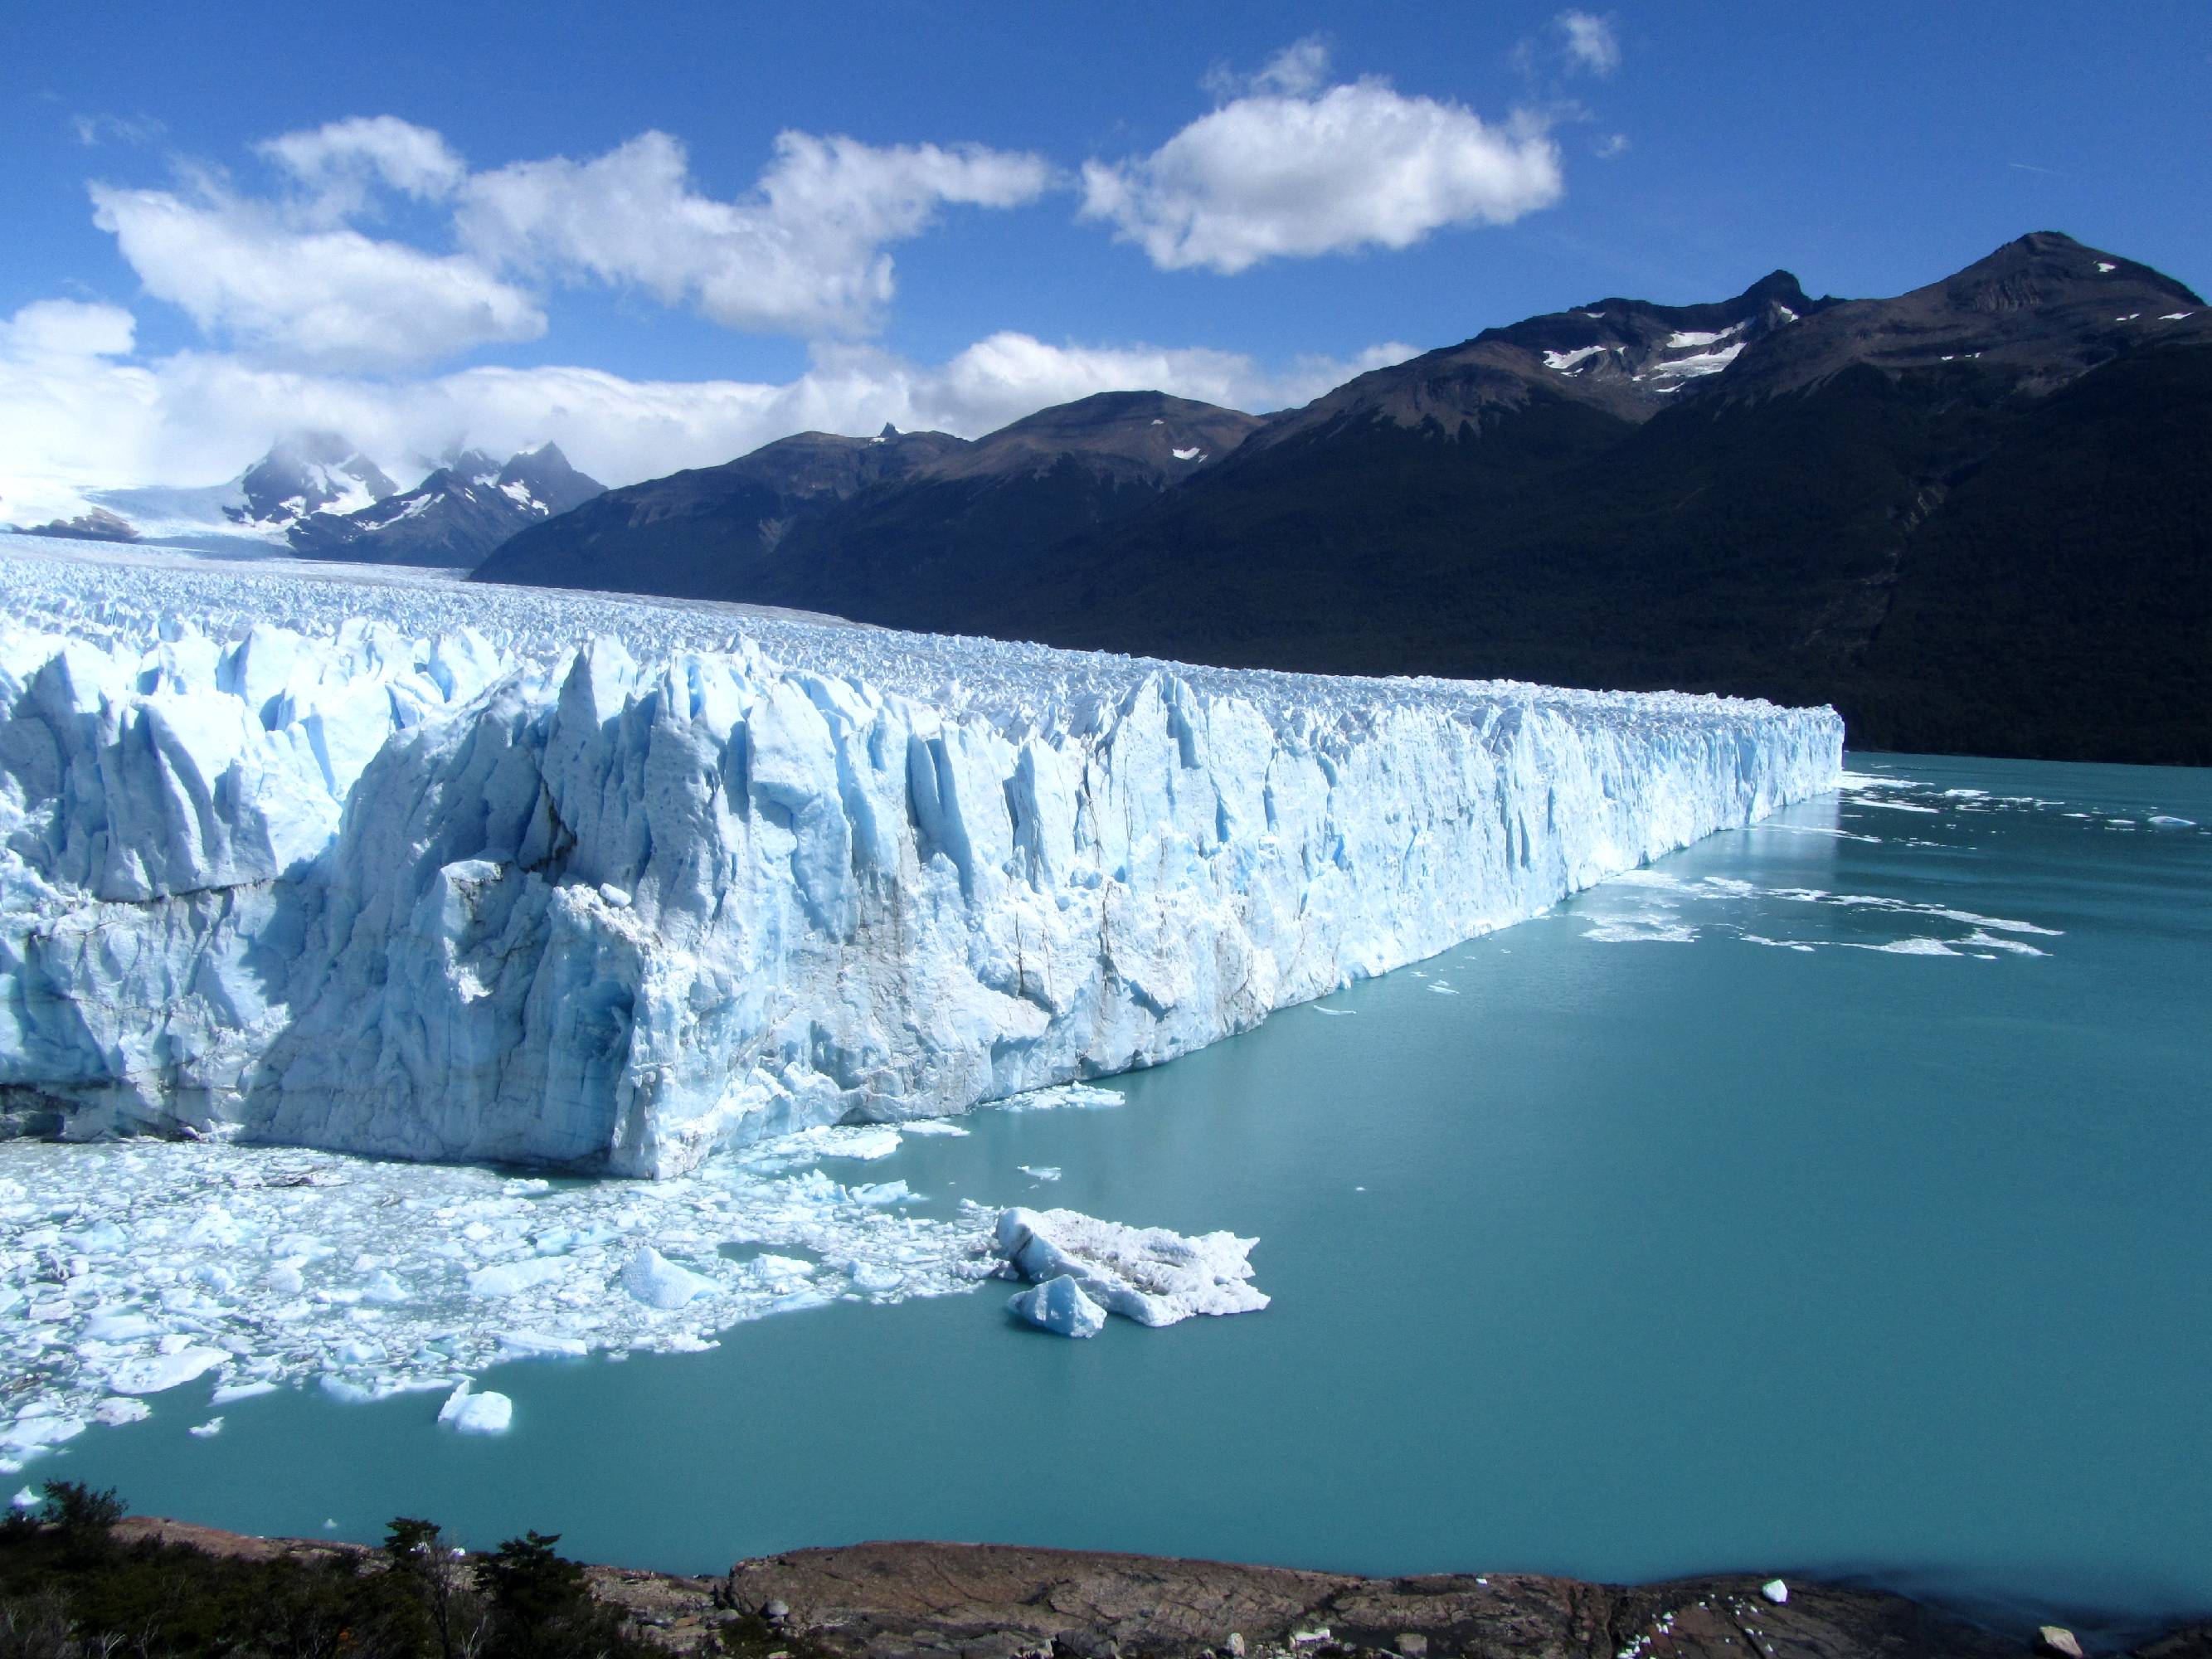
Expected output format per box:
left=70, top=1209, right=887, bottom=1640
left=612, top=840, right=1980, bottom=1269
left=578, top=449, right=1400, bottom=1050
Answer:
left=0, top=538, right=1841, bottom=1175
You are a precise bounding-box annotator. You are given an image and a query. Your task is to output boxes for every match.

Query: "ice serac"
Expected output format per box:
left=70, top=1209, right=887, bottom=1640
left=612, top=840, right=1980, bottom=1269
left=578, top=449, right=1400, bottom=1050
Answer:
left=0, top=542, right=1843, bottom=1175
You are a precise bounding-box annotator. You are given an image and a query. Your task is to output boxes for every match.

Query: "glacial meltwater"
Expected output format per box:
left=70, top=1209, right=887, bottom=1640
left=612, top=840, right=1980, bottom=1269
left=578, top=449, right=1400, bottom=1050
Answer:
left=12, top=755, right=2210, bottom=1643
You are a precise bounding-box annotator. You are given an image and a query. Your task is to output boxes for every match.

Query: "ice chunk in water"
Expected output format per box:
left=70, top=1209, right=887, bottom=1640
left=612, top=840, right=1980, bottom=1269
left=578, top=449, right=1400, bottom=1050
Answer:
left=437, top=1381, right=513, bottom=1435
left=622, top=1247, right=718, bottom=1309
left=1008, top=1274, right=1106, bottom=1339
left=994, top=1206, right=1268, bottom=1326
left=109, top=1347, right=228, bottom=1394
left=465, top=1258, right=569, bottom=1297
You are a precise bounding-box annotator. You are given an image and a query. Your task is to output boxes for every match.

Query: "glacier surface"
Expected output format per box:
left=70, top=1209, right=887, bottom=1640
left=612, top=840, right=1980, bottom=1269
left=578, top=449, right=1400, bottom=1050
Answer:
left=0, top=536, right=1840, bottom=1175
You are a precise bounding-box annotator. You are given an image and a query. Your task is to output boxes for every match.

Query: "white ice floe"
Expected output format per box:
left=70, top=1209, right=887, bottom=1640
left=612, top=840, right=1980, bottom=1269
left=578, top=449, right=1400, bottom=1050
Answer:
left=1761, top=1580, right=1788, bottom=1604
left=620, top=1245, right=719, bottom=1309
left=999, top=1084, right=1125, bottom=1112
left=994, top=1206, right=1267, bottom=1327
left=1007, top=1273, right=1106, bottom=1339
left=1580, top=845, right=2064, bottom=960
left=109, top=1346, right=230, bottom=1395
left=188, top=1416, right=223, bottom=1438
left=0, top=1122, right=997, bottom=1469
left=437, top=1381, right=513, bottom=1435
left=1018, top=1165, right=1062, bottom=1182
left=0, top=537, right=1837, bottom=1178
left=1582, top=918, right=1698, bottom=944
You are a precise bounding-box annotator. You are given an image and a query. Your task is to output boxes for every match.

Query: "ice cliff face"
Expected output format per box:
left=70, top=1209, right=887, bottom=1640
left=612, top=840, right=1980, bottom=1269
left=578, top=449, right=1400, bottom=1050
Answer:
left=0, top=538, right=1842, bottom=1175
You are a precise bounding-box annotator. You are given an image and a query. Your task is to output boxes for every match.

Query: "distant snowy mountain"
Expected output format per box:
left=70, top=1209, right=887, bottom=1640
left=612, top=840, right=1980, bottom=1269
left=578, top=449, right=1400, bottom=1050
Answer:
left=12, top=435, right=602, bottom=568
left=231, top=431, right=397, bottom=530
left=290, top=441, right=605, bottom=568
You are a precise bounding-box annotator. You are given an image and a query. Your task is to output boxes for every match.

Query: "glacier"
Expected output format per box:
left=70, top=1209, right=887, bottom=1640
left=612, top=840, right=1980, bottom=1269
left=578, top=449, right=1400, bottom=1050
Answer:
left=0, top=534, right=1841, bottom=1176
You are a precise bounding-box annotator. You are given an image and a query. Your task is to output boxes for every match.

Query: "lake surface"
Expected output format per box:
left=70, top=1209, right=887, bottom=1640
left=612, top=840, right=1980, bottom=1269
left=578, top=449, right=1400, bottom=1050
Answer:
left=32, top=754, right=2212, bottom=1642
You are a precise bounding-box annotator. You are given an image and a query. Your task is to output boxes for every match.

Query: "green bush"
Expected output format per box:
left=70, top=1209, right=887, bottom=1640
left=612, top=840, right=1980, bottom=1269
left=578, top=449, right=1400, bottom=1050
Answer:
left=0, top=1491, right=670, bottom=1658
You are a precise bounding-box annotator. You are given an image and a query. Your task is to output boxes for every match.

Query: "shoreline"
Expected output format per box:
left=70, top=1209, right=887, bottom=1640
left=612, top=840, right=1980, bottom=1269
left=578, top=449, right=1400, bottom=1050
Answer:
left=102, top=1520, right=2209, bottom=1657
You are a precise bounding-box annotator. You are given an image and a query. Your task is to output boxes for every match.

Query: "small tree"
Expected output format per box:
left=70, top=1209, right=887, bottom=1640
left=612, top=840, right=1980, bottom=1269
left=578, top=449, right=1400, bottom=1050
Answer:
left=475, top=1531, right=591, bottom=1657
left=383, top=1517, right=489, bottom=1659
left=36, top=1483, right=124, bottom=1569
left=37, top=1484, right=124, bottom=1534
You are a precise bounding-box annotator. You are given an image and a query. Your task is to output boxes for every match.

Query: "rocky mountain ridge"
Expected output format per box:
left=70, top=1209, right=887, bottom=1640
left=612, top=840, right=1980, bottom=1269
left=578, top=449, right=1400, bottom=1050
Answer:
left=468, top=231, right=2210, bottom=764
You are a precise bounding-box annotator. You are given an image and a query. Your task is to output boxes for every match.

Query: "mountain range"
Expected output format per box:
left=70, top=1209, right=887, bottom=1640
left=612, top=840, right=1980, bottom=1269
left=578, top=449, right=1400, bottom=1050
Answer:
left=478, top=232, right=2211, bottom=765
left=14, top=434, right=603, bottom=568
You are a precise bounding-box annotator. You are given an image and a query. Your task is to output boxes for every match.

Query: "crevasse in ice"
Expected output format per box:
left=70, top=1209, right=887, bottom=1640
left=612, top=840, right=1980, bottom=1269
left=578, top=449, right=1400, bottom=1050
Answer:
left=0, top=542, right=1841, bottom=1176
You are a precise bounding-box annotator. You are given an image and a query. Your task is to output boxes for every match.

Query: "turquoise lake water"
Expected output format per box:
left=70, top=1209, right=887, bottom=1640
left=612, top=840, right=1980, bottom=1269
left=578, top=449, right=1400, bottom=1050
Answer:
left=38, top=754, right=2212, bottom=1642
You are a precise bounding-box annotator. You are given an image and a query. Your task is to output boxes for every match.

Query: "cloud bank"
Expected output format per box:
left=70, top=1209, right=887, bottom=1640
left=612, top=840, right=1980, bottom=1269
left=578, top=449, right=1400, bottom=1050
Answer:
left=0, top=295, right=1412, bottom=519
left=1082, top=41, right=1562, bottom=274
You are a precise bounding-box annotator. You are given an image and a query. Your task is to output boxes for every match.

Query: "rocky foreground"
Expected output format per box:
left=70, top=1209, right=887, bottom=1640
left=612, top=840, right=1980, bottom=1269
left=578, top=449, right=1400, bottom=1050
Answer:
left=113, top=1521, right=2210, bottom=1659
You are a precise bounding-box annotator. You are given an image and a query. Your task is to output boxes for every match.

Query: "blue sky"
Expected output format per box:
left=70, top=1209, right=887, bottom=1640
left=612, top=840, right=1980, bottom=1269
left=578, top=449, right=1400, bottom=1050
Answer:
left=3, top=1, right=2207, bottom=510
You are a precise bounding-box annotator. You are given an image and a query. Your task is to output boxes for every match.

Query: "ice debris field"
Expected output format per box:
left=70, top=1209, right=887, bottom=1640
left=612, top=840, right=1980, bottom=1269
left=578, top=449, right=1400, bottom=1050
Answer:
left=0, top=535, right=1843, bottom=1464
left=0, top=1084, right=1246, bottom=1471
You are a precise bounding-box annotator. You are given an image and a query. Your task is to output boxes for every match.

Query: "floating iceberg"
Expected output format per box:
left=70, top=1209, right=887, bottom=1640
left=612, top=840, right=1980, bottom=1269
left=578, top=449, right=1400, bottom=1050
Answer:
left=437, top=1381, right=513, bottom=1435
left=1007, top=1273, right=1106, bottom=1339
left=994, top=1205, right=1268, bottom=1327
left=0, top=540, right=1840, bottom=1176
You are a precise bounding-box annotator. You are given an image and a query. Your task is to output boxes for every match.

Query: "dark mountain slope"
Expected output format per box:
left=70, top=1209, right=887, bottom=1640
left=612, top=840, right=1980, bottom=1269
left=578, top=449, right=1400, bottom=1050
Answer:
left=474, top=392, right=1261, bottom=621
left=971, top=235, right=2212, bottom=762
left=1852, top=344, right=2212, bottom=763
left=473, top=426, right=966, bottom=596
left=1709, top=230, right=2204, bottom=401
left=467, top=232, right=2208, bottom=762
left=730, top=392, right=1263, bottom=633
left=1243, top=269, right=1826, bottom=456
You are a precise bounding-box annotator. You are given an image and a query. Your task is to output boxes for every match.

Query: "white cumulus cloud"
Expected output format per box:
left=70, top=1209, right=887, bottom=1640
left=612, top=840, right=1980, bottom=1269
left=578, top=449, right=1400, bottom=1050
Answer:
left=84, top=120, right=1053, bottom=367
left=89, top=178, right=547, bottom=371
left=2, top=299, right=139, bottom=360
left=257, top=115, right=469, bottom=217
left=1557, top=12, right=1621, bottom=76
left=1203, top=36, right=1334, bottom=100
left=1081, top=61, right=1563, bottom=275
left=455, top=129, right=1053, bottom=338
